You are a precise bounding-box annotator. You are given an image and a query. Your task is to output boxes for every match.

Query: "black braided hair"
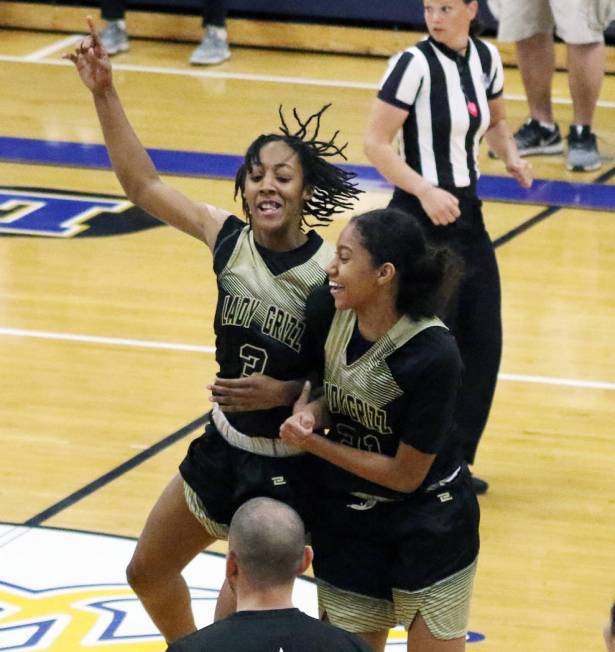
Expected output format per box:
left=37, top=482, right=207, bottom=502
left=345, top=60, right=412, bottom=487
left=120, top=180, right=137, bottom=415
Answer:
left=234, top=104, right=362, bottom=228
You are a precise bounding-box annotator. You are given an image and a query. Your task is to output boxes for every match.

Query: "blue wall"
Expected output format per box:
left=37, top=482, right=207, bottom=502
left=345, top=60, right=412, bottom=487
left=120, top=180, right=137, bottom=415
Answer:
left=126, top=0, right=495, bottom=30
left=126, top=0, right=614, bottom=41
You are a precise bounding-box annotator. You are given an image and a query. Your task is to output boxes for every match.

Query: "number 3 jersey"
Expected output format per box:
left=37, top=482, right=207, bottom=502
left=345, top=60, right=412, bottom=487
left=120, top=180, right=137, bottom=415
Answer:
left=212, top=215, right=333, bottom=437
left=305, top=285, right=464, bottom=500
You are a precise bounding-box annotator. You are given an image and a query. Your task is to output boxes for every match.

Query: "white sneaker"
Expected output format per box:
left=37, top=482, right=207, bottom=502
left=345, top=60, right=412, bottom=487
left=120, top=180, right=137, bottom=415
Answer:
left=100, top=20, right=129, bottom=55
left=190, top=26, right=231, bottom=65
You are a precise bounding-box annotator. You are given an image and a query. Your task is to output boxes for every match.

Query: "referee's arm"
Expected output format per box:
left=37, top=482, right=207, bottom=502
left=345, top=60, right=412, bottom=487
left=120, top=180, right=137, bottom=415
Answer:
left=364, top=98, right=461, bottom=225
left=484, top=96, right=533, bottom=189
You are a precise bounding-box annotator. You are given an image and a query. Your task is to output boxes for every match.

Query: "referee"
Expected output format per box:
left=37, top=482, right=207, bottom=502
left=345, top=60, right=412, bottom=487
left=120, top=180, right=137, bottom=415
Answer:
left=364, top=0, right=532, bottom=494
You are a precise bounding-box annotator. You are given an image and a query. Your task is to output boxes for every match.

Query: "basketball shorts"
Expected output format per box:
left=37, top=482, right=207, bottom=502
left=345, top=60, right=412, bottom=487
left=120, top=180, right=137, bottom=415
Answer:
left=488, top=0, right=614, bottom=44
left=312, top=471, right=480, bottom=637
left=179, top=415, right=315, bottom=534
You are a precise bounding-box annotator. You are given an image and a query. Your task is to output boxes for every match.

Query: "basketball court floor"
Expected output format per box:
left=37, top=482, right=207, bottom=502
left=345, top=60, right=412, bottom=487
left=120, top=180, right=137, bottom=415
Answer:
left=1, top=23, right=614, bottom=652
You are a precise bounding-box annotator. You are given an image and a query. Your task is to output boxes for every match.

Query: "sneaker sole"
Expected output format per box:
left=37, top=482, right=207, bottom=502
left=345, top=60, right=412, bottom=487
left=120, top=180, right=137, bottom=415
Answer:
left=105, top=44, right=130, bottom=56
left=517, top=142, right=564, bottom=157
left=566, top=160, right=602, bottom=172
left=190, top=53, right=231, bottom=65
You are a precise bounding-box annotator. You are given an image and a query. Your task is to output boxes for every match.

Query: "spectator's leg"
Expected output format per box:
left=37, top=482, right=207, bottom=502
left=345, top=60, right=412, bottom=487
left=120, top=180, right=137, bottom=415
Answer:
left=191, top=0, right=230, bottom=64
left=100, top=0, right=125, bottom=21
left=515, top=32, right=555, bottom=123
left=202, top=0, right=228, bottom=28
left=567, top=42, right=605, bottom=126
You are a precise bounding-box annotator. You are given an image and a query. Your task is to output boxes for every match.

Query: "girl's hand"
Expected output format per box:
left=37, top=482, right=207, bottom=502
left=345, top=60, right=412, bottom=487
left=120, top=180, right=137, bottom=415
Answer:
left=280, top=382, right=316, bottom=448
left=279, top=409, right=316, bottom=450
left=208, top=375, right=302, bottom=412
left=64, top=17, right=112, bottom=95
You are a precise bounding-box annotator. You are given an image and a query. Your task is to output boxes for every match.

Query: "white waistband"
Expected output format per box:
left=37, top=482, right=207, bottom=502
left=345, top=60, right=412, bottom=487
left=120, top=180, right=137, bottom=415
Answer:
left=211, top=404, right=306, bottom=458
left=425, top=466, right=462, bottom=492
left=349, top=491, right=397, bottom=503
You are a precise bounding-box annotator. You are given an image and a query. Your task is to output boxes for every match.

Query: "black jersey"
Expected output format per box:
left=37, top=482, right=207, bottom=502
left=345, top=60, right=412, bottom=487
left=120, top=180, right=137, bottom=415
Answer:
left=305, top=286, right=463, bottom=499
left=212, top=216, right=333, bottom=437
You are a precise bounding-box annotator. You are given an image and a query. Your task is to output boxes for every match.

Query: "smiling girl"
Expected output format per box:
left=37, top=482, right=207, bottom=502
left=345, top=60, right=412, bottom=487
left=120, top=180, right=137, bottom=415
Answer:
left=281, top=208, right=476, bottom=652
left=67, top=19, right=361, bottom=644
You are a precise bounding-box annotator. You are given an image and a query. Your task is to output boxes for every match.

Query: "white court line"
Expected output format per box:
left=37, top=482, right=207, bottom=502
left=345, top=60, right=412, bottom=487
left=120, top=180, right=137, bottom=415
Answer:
left=2, top=52, right=615, bottom=108
left=0, top=326, right=215, bottom=354
left=0, top=525, right=29, bottom=549
left=1, top=326, right=613, bottom=390
left=0, top=55, right=377, bottom=90
left=23, top=34, right=82, bottom=61
left=498, top=372, right=615, bottom=391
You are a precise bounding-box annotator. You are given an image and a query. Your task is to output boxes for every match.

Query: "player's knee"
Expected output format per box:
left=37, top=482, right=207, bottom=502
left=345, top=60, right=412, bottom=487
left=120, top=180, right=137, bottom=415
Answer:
left=126, top=555, right=153, bottom=593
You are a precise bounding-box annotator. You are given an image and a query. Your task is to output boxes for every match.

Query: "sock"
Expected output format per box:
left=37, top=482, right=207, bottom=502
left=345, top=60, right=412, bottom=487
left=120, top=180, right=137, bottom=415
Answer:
left=207, top=25, right=228, bottom=41
left=571, top=124, right=590, bottom=137
left=538, top=120, right=556, bottom=131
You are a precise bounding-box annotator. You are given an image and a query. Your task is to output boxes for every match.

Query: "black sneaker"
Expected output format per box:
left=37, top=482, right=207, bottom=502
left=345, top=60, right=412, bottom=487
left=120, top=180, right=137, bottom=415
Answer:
left=470, top=474, right=489, bottom=495
left=566, top=125, right=602, bottom=172
left=488, top=118, right=563, bottom=159
left=513, top=118, right=564, bottom=156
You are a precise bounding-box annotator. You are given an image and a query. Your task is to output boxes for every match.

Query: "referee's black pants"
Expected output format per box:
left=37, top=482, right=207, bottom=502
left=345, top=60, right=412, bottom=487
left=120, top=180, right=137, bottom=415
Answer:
left=389, top=188, right=502, bottom=465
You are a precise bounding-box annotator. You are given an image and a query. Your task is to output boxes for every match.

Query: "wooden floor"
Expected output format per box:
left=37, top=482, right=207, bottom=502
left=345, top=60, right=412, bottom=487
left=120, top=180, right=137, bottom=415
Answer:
left=1, top=24, right=614, bottom=652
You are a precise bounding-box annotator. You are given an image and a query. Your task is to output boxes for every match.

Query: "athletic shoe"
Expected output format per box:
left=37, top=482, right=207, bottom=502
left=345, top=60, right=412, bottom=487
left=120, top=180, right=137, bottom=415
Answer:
left=189, top=26, right=231, bottom=65
left=100, top=20, right=129, bottom=55
left=488, top=118, right=563, bottom=159
left=512, top=118, right=564, bottom=156
left=470, top=474, right=489, bottom=495
left=566, top=125, right=602, bottom=172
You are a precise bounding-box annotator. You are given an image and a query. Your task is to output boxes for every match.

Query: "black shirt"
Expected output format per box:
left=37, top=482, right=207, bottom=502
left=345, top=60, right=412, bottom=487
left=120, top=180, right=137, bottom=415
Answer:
left=166, top=608, right=372, bottom=652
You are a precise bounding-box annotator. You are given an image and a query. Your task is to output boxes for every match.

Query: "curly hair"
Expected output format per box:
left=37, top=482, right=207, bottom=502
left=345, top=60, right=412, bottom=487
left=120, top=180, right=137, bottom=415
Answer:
left=234, top=104, right=362, bottom=228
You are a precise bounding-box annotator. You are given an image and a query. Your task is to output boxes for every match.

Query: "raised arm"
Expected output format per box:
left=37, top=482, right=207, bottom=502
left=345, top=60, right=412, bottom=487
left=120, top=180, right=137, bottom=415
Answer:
left=364, top=98, right=461, bottom=226
left=65, top=18, right=229, bottom=250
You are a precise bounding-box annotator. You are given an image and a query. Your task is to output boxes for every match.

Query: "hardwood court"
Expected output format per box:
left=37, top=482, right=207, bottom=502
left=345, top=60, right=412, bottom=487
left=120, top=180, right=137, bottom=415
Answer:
left=0, top=22, right=614, bottom=652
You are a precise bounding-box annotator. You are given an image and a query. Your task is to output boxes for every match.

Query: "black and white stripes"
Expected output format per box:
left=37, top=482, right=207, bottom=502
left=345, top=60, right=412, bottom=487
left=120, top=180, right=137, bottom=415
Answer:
left=378, top=36, right=503, bottom=190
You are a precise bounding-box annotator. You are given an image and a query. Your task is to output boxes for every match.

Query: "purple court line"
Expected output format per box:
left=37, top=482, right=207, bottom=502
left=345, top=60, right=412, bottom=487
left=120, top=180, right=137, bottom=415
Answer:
left=1, top=136, right=614, bottom=211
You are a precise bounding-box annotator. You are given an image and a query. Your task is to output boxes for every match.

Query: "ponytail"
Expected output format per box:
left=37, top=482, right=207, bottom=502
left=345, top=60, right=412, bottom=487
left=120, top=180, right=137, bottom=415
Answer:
left=351, top=208, right=464, bottom=320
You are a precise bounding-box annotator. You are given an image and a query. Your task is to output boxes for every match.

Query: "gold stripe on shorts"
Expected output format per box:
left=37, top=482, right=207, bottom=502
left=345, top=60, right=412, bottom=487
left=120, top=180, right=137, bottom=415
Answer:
left=183, top=481, right=229, bottom=540
left=317, top=579, right=396, bottom=633
left=393, top=559, right=477, bottom=639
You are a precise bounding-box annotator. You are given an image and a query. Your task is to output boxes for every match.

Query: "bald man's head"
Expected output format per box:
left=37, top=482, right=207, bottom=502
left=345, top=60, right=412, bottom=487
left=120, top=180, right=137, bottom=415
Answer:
left=228, top=498, right=307, bottom=587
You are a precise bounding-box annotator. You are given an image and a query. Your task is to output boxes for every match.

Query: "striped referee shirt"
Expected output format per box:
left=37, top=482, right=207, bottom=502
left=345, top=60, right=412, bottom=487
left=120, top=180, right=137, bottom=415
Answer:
left=378, top=36, right=504, bottom=190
